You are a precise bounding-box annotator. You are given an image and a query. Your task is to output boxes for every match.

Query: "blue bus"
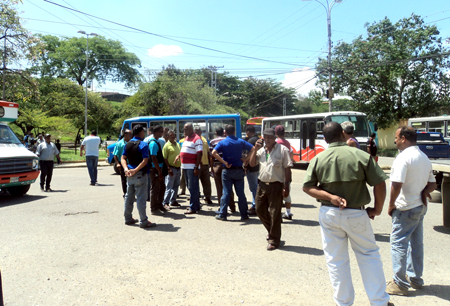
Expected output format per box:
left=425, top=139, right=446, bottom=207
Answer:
left=106, top=113, right=242, bottom=169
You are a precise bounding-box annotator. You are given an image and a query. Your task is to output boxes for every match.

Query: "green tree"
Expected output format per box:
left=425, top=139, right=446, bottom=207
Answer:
left=32, top=34, right=142, bottom=88
left=1, top=0, right=41, bottom=100
left=316, top=14, right=450, bottom=128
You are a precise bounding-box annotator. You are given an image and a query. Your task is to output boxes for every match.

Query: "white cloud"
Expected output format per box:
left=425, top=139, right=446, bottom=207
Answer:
left=147, top=44, right=183, bottom=58
left=281, top=67, right=319, bottom=96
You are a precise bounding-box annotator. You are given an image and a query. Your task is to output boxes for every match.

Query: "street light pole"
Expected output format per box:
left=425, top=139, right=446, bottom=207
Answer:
left=77, top=30, right=98, bottom=137
left=303, top=0, right=342, bottom=112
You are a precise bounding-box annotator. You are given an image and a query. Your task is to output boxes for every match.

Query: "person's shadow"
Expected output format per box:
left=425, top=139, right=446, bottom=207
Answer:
left=279, top=241, right=323, bottom=256
left=408, top=284, right=450, bottom=302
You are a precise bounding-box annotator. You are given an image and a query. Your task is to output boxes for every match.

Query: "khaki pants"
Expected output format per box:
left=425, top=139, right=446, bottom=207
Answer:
left=199, top=164, right=212, bottom=201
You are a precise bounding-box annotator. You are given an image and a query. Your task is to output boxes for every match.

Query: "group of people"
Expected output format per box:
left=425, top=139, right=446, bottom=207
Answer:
left=117, top=123, right=295, bottom=242
left=24, top=131, right=62, bottom=154
left=303, top=123, right=434, bottom=306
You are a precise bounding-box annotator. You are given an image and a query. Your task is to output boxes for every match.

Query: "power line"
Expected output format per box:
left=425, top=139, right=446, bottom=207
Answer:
left=42, top=0, right=304, bottom=67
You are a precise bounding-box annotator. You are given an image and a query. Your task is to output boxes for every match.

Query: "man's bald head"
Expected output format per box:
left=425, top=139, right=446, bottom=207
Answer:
left=323, top=122, right=344, bottom=144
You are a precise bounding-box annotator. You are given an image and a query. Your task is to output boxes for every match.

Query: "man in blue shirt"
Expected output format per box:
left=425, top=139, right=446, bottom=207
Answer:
left=212, top=125, right=254, bottom=221
left=121, top=125, right=156, bottom=229
left=149, top=125, right=168, bottom=215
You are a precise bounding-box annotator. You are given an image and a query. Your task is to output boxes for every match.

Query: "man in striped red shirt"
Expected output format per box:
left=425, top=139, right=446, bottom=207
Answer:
left=180, top=123, right=203, bottom=214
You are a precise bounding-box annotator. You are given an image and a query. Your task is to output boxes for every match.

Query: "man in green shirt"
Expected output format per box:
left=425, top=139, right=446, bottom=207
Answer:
left=113, top=129, right=132, bottom=197
left=303, top=122, right=391, bottom=306
left=163, top=130, right=182, bottom=208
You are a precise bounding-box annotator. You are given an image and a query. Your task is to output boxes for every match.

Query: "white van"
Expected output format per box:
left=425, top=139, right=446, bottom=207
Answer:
left=0, top=101, right=40, bottom=196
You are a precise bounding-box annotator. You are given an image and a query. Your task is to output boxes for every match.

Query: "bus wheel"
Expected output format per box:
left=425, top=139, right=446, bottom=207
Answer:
left=7, top=185, right=31, bottom=196
left=113, top=162, right=121, bottom=175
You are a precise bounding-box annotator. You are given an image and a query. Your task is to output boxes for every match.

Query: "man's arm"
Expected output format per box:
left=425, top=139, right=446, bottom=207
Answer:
left=347, top=139, right=357, bottom=148
left=80, top=145, right=85, bottom=157
left=152, top=155, right=162, bottom=177
left=212, top=150, right=230, bottom=168
left=302, top=186, right=347, bottom=209
left=114, top=155, right=121, bottom=169
left=366, top=181, right=386, bottom=219
left=388, top=182, right=403, bottom=216
left=194, top=151, right=202, bottom=176
left=283, top=167, right=292, bottom=198
left=422, top=182, right=437, bottom=206
left=249, top=139, right=263, bottom=167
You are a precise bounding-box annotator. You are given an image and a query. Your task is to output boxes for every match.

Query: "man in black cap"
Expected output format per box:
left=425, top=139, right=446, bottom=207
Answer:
left=249, top=128, right=293, bottom=250
left=36, top=134, right=61, bottom=192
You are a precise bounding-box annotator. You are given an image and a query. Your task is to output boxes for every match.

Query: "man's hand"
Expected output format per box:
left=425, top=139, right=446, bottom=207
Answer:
left=116, top=163, right=122, bottom=169
left=158, top=169, right=163, bottom=179
left=174, top=155, right=180, bottom=163
left=330, top=195, right=347, bottom=209
left=168, top=168, right=173, bottom=177
left=194, top=168, right=198, bottom=176
left=366, top=207, right=382, bottom=220
left=388, top=205, right=396, bottom=217
left=283, top=187, right=289, bottom=198
left=126, top=168, right=137, bottom=177
left=224, top=161, right=232, bottom=168
left=421, top=190, right=432, bottom=206
left=255, top=139, right=264, bottom=150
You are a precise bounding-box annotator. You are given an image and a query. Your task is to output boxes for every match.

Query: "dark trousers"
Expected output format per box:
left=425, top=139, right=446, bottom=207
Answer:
left=39, top=160, right=54, bottom=190
left=119, top=167, right=127, bottom=196
left=199, top=164, right=212, bottom=201
left=150, top=168, right=165, bottom=211
left=212, top=164, right=235, bottom=209
left=255, top=181, right=284, bottom=247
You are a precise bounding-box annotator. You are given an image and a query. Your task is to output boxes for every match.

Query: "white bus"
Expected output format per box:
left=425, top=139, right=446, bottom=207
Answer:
left=408, top=116, right=450, bottom=141
left=262, top=112, right=374, bottom=162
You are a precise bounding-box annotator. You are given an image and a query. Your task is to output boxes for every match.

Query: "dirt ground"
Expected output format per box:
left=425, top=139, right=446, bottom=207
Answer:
left=0, top=166, right=449, bottom=306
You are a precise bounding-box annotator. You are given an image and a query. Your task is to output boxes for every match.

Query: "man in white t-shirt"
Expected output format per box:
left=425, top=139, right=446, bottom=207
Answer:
left=386, top=126, right=436, bottom=296
left=80, top=130, right=101, bottom=186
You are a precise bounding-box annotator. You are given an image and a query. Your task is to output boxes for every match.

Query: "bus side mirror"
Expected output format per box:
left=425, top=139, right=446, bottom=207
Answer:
left=374, top=123, right=378, bottom=131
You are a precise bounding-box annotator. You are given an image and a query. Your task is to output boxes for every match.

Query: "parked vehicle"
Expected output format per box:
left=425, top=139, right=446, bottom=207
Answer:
left=416, top=132, right=450, bottom=159
left=0, top=101, right=40, bottom=196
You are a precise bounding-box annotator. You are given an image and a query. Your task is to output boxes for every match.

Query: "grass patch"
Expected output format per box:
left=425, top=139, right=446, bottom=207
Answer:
left=378, top=148, right=399, bottom=158
left=59, top=148, right=107, bottom=162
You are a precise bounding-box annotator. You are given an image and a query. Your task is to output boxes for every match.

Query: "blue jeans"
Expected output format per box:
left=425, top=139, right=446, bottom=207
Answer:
left=219, top=168, right=248, bottom=219
left=246, top=171, right=259, bottom=208
left=124, top=173, right=149, bottom=226
left=391, top=205, right=427, bottom=289
left=86, top=155, right=98, bottom=184
left=163, top=167, right=181, bottom=204
left=184, top=169, right=200, bottom=212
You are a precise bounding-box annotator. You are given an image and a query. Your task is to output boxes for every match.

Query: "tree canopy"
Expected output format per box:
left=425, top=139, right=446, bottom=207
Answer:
left=316, top=14, right=450, bottom=128
left=32, top=34, right=142, bottom=88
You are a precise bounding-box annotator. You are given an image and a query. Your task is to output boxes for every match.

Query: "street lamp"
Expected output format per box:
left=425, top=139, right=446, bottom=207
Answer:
left=77, top=30, right=98, bottom=137
left=303, top=0, right=342, bottom=112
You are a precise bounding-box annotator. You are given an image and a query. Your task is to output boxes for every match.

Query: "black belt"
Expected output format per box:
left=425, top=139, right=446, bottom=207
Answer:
left=171, top=166, right=180, bottom=169
left=321, top=203, right=365, bottom=210
left=258, top=180, right=283, bottom=185
left=227, top=166, right=243, bottom=169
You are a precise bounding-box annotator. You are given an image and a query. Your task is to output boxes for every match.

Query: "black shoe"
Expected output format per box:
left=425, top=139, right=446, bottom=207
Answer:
left=240, top=216, right=249, bottom=221
left=125, top=218, right=138, bottom=225
left=282, top=213, right=293, bottom=220
left=247, top=207, right=257, bottom=215
left=45, top=188, right=52, bottom=192
left=151, top=210, right=165, bottom=216
left=204, top=199, right=213, bottom=205
left=215, top=215, right=227, bottom=221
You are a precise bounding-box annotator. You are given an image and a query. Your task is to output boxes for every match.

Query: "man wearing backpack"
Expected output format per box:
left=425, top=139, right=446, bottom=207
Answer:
left=149, top=125, right=169, bottom=215
left=121, top=124, right=156, bottom=229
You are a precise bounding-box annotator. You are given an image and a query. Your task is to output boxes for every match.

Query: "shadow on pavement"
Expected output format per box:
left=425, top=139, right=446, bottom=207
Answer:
left=0, top=194, right=46, bottom=208
left=280, top=242, right=324, bottom=256
left=409, top=284, right=450, bottom=302
left=433, top=226, right=450, bottom=235
left=291, top=203, right=317, bottom=209
left=47, top=190, right=68, bottom=193
left=146, top=223, right=181, bottom=232
left=374, top=233, right=391, bottom=243
left=289, top=219, right=320, bottom=227
left=94, top=183, right=115, bottom=187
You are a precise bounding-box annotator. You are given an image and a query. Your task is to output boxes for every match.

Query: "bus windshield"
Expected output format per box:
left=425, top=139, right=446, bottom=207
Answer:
left=0, top=125, right=22, bottom=144
left=328, top=115, right=370, bottom=138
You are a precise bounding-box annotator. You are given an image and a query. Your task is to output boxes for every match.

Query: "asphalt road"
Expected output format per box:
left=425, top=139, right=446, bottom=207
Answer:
left=0, top=165, right=449, bottom=306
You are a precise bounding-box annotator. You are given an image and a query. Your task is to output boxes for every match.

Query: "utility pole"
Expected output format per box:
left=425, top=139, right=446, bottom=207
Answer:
left=207, top=65, right=224, bottom=94
left=2, top=29, right=7, bottom=101
left=283, top=96, right=286, bottom=116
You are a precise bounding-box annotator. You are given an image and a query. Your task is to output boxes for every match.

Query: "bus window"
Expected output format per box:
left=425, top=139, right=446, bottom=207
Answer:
left=179, top=120, right=207, bottom=139
left=317, top=121, right=325, bottom=134
left=429, top=121, right=445, bottom=134
left=284, top=120, right=294, bottom=138
left=149, top=121, right=163, bottom=128
left=163, top=121, right=177, bottom=133
left=294, top=120, right=301, bottom=138
left=410, top=121, right=427, bottom=132
left=309, top=121, right=316, bottom=149
left=208, top=119, right=235, bottom=140
left=131, top=122, right=148, bottom=131
left=123, top=122, right=130, bottom=131
left=301, top=121, right=308, bottom=149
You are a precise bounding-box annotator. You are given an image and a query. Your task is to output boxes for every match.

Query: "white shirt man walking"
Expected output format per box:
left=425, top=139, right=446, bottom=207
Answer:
left=80, top=130, right=101, bottom=186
